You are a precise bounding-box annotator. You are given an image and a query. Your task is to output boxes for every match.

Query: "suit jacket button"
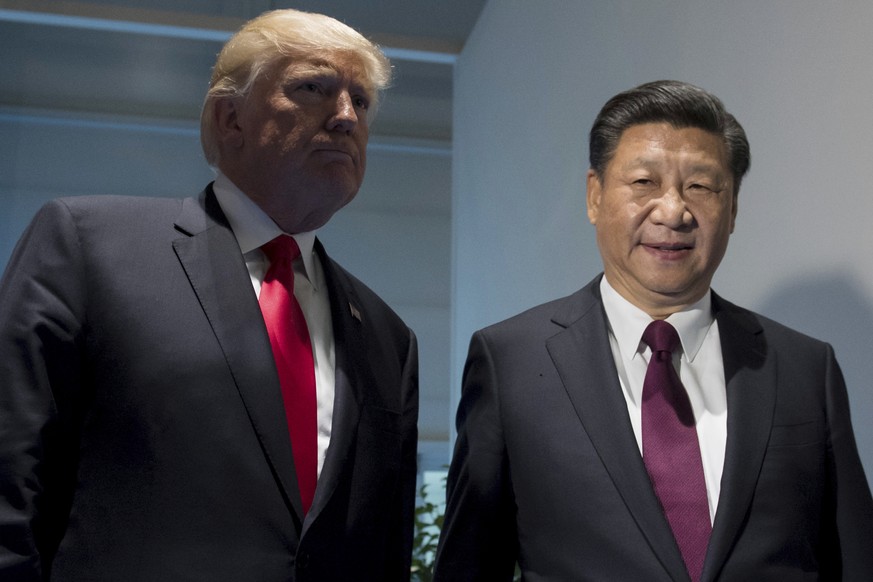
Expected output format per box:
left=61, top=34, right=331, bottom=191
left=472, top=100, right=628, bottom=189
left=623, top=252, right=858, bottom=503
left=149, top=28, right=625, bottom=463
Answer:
left=297, top=551, right=310, bottom=569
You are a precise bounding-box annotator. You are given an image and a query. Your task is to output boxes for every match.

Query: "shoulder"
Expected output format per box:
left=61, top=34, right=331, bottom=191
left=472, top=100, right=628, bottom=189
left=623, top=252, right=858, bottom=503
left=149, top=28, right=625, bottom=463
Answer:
left=476, top=277, right=603, bottom=344
left=26, top=195, right=191, bottom=242
left=13, top=195, right=212, bottom=275
left=46, top=194, right=186, bottom=222
left=713, top=292, right=833, bottom=355
left=479, top=296, right=571, bottom=338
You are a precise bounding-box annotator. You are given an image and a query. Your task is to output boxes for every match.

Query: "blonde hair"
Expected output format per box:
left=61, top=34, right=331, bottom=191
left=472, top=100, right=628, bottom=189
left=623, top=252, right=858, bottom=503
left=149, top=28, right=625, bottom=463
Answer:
left=200, top=9, right=392, bottom=166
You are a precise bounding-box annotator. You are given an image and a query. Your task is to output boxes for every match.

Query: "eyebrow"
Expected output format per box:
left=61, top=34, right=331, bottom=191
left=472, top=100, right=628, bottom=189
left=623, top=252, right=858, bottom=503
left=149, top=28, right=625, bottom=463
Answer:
left=284, top=61, right=340, bottom=79
left=283, top=60, right=373, bottom=95
left=620, top=158, right=724, bottom=174
left=622, top=158, right=658, bottom=169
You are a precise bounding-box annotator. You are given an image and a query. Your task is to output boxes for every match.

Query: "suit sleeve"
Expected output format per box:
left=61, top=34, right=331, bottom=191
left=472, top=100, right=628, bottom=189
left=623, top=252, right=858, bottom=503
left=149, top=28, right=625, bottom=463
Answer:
left=821, top=344, right=873, bottom=578
left=433, top=331, right=518, bottom=582
left=0, top=200, right=88, bottom=581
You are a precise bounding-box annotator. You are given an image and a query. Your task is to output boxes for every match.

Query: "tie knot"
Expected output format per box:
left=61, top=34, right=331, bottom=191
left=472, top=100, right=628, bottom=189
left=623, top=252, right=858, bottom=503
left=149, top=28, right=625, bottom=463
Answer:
left=642, top=319, right=680, bottom=354
left=262, top=235, right=301, bottom=264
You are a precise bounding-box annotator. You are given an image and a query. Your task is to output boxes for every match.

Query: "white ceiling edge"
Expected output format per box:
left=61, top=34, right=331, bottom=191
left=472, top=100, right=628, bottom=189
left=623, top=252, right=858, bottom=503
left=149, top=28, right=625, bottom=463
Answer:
left=0, top=1, right=459, bottom=65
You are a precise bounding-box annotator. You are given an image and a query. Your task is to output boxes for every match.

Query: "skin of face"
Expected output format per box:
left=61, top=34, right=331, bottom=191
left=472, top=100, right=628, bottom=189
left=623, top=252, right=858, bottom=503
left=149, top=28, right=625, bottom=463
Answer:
left=215, top=50, right=374, bottom=233
left=586, top=122, right=738, bottom=319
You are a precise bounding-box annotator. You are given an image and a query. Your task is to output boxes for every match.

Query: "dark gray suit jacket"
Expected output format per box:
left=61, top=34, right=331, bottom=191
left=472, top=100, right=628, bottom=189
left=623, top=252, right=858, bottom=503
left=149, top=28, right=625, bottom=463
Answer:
left=0, top=187, right=418, bottom=581
left=434, top=275, right=873, bottom=581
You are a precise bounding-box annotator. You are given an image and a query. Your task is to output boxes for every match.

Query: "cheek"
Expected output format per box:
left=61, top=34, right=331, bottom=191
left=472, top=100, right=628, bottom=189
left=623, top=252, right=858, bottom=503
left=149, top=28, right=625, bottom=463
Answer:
left=597, top=223, right=631, bottom=259
left=356, top=133, right=368, bottom=159
left=600, top=203, right=636, bottom=233
left=698, top=214, right=734, bottom=257
left=252, top=119, right=284, bottom=149
left=613, top=203, right=647, bottom=236
left=706, top=205, right=735, bottom=233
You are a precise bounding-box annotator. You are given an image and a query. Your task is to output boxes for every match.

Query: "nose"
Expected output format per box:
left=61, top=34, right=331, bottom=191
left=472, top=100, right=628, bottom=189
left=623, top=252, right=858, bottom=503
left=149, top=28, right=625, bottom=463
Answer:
left=650, top=187, right=693, bottom=228
left=327, top=90, right=358, bottom=134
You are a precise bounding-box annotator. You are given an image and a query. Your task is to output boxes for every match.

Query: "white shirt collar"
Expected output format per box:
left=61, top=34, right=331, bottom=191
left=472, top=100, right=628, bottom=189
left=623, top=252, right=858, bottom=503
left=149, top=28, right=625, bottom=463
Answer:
left=600, top=275, right=714, bottom=362
left=212, top=171, right=319, bottom=288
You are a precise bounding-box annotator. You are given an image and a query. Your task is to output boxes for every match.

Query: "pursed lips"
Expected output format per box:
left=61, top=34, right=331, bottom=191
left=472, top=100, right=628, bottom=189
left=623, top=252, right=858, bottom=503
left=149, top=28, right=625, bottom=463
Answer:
left=314, top=146, right=356, bottom=164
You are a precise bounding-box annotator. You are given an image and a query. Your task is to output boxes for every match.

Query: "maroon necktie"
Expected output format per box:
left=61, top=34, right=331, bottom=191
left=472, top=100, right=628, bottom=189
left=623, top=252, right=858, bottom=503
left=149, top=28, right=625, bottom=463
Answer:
left=641, top=320, right=711, bottom=582
left=259, top=236, right=317, bottom=515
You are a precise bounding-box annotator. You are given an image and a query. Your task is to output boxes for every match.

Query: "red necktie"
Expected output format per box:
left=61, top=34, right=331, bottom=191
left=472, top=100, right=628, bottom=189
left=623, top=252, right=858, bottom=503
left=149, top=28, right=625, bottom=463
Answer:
left=259, top=236, right=317, bottom=515
left=641, top=320, right=711, bottom=582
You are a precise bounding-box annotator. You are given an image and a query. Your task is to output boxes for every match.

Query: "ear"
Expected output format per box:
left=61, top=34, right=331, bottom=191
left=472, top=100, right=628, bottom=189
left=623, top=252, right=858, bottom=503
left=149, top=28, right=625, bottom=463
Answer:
left=586, top=169, right=602, bottom=225
left=214, top=97, right=244, bottom=150
left=729, top=190, right=739, bottom=234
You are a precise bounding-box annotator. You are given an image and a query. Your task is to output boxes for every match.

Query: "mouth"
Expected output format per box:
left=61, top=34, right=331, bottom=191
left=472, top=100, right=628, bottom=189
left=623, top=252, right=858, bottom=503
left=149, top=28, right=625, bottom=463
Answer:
left=642, top=242, right=693, bottom=257
left=317, top=147, right=354, bottom=157
left=315, top=148, right=356, bottom=165
left=645, top=241, right=692, bottom=250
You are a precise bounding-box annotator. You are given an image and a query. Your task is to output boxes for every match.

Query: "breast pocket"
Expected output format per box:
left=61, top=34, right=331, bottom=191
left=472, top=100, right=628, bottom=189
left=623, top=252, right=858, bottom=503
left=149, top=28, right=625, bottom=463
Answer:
left=767, top=419, right=825, bottom=448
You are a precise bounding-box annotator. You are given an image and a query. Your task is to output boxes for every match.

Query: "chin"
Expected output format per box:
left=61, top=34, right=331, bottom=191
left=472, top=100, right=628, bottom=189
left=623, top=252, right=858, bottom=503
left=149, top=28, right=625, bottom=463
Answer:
left=656, top=286, right=707, bottom=305
left=305, top=200, right=354, bottom=231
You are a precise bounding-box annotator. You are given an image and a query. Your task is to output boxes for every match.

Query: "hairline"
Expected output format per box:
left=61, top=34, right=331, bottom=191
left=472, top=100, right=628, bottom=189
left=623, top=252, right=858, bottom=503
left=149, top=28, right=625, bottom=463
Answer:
left=588, top=82, right=750, bottom=197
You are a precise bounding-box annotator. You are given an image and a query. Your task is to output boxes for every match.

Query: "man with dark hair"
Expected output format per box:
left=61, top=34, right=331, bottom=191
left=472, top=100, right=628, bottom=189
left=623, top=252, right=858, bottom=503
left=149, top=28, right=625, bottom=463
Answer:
left=433, top=80, right=873, bottom=581
left=0, top=9, right=418, bottom=581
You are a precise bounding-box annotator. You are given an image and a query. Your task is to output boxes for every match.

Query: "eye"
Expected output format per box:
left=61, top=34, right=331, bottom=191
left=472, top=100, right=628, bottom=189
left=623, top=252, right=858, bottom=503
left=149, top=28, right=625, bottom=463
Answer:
left=631, top=177, right=656, bottom=188
left=300, top=82, right=321, bottom=93
left=353, top=95, right=370, bottom=111
left=685, top=182, right=723, bottom=203
left=687, top=182, right=719, bottom=196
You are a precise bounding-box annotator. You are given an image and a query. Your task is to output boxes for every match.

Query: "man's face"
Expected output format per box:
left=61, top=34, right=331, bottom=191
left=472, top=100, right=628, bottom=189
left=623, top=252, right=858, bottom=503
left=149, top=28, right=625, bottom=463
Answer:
left=587, top=122, right=737, bottom=317
left=220, top=51, right=373, bottom=233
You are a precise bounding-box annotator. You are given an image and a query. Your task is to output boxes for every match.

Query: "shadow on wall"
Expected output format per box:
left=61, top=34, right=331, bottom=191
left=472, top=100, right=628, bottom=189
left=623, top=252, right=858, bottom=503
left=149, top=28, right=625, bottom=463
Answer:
left=758, top=272, right=873, bottom=478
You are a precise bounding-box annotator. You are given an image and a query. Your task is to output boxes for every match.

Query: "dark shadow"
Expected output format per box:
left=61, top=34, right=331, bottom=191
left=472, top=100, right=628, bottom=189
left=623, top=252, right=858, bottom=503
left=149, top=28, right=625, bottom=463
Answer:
left=758, top=271, right=873, bottom=479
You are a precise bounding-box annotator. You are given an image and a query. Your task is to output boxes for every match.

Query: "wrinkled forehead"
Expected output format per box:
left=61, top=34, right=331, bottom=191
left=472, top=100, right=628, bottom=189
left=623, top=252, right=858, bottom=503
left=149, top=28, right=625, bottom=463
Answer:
left=267, top=50, right=375, bottom=93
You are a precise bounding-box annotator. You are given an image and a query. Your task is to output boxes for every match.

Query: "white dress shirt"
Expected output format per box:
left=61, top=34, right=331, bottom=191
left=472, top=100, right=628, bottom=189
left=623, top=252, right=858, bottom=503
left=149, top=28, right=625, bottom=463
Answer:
left=600, top=277, right=727, bottom=522
left=213, top=172, right=336, bottom=478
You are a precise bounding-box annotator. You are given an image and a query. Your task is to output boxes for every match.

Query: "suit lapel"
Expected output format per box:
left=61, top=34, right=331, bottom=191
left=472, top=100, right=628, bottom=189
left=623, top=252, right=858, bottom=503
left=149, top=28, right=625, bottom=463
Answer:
left=171, top=187, right=305, bottom=525
left=701, top=295, right=776, bottom=581
left=546, top=277, right=690, bottom=581
left=303, top=241, right=366, bottom=529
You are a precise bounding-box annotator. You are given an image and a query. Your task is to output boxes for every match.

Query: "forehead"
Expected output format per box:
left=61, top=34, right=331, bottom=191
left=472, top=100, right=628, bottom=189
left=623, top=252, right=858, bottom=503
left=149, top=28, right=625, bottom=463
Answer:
left=273, top=51, right=372, bottom=88
left=610, top=122, right=729, bottom=170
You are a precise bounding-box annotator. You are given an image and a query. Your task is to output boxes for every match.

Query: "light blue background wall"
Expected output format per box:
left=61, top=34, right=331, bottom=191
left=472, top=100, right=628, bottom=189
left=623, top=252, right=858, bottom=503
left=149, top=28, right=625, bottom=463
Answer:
left=452, top=0, right=873, bottom=474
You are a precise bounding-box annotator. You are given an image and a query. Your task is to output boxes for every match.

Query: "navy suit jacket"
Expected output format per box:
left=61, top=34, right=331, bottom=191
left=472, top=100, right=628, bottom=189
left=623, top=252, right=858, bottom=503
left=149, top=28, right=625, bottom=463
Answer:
left=434, top=275, right=873, bottom=581
left=0, top=187, right=418, bottom=581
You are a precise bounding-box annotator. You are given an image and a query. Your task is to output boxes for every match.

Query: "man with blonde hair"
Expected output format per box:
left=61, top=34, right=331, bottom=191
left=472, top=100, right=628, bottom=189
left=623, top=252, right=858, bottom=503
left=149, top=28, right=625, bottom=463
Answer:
left=0, top=9, right=418, bottom=581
